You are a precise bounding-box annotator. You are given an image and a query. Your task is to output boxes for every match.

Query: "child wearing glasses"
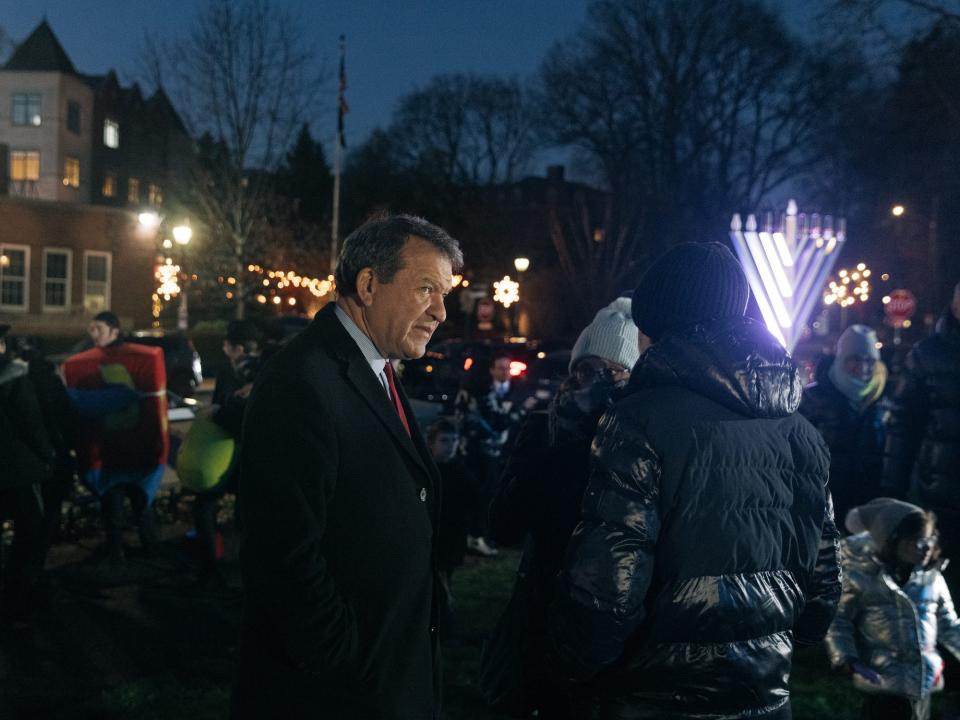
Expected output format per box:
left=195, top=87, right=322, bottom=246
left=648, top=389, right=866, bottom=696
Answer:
left=827, top=497, right=960, bottom=720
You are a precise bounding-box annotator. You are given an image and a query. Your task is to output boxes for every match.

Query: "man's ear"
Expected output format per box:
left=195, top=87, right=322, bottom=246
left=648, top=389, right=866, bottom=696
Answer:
left=356, top=267, right=377, bottom=307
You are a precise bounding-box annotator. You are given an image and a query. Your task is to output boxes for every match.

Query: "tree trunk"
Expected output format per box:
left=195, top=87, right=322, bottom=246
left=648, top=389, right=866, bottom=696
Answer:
left=235, top=257, right=245, bottom=320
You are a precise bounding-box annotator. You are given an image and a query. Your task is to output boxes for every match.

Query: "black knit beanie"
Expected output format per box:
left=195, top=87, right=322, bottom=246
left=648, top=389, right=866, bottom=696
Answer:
left=632, top=242, right=750, bottom=341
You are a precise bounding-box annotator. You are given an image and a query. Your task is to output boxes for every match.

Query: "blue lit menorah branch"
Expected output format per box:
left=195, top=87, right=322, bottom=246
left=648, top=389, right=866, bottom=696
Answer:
left=730, top=200, right=846, bottom=352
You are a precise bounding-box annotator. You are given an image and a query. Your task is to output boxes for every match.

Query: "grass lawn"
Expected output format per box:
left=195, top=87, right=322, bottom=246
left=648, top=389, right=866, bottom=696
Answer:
left=30, top=544, right=933, bottom=719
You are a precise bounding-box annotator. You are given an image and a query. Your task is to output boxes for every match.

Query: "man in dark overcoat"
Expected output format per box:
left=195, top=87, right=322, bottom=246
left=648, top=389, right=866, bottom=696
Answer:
left=233, top=215, right=462, bottom=719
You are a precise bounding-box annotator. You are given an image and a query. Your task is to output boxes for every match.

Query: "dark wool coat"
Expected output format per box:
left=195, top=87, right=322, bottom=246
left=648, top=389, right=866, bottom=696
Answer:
left=799, top=359, right=885, bottom=527
left=548, top=317, right=842, bottom=720
left=233, top=304, right=442, bottom=720
left=0, top=357, right=55, bottom=491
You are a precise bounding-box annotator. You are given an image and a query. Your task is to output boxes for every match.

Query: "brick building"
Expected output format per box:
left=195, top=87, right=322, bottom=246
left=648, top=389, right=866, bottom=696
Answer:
left=0, top=20, right=192, bottom=334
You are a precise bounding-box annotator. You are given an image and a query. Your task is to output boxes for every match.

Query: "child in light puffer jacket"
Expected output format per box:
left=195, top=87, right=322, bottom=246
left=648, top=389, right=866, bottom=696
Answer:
left=827, top=497, right=960, bottom=720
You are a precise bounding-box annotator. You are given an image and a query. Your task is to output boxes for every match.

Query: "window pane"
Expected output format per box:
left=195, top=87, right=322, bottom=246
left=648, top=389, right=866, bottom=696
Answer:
left=11, top=152, right=40, bottom=181
left=84, top=284, right=107, bottom=314
left=103, top=119, right=119, bottom=148
left=128, top=177, right=140, bottom=204
left=67, top=101, right=81, bottom=133
left=102, top=173, right=116, bottom=197
left=63, top=157, right=80, bottom=188
left=4, top=249, right=25, bottom=276
left=1, top=280, right=24, bottom=305
left=12, top=94, right=41, bottom=126
left=45, top=281, right=66, bottom=307
left=87, top=255, right=107, bottom=282
left=46, top=252, right=68, bottom=279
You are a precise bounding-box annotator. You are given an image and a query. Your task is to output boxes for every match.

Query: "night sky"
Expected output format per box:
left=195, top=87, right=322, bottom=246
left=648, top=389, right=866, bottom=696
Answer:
left=5, top=1, right=817, bottom=174
left=4, top=1, right=589, bottom=169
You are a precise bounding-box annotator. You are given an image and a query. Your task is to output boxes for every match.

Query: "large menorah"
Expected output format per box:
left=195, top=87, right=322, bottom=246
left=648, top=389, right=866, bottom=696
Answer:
left=730, top=200, right=846, bottom=352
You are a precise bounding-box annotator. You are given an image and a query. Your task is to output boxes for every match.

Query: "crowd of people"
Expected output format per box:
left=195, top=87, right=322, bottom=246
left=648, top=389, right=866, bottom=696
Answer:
left=1, top=213, right=959, bottom=720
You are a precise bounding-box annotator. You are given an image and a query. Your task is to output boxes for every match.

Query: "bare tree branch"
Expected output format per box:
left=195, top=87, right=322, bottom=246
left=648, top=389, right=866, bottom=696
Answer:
left=146, top=0, right=327, bottom=318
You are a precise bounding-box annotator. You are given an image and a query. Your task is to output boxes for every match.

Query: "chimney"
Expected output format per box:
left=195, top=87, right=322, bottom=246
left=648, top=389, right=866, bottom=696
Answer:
left=546, top=165, right=565, bottom=182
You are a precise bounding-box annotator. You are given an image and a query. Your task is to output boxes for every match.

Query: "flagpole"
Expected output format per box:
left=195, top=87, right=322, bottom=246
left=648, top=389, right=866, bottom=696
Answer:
left=330, top=34, right=346, bottom=275
left=330, top=131, right=341, bottom=275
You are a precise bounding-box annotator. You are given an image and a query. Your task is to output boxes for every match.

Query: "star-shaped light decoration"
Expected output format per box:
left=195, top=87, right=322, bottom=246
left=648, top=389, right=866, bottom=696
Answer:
left=493, top=275, right=520, bottom=308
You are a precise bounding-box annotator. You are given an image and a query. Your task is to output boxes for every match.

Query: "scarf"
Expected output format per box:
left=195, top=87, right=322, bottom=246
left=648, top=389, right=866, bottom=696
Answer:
left=829, top=358, right=887, bottom=412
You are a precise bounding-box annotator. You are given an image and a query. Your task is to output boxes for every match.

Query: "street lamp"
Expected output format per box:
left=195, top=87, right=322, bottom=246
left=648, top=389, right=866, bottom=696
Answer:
left=891, top=204, right=905, bottom=217
left=172, top=222, right=193, bottom=330
left=512, top=258, right=530, bottom=336
left=173, top=222, right=193, bottom=245
left=138, top=211, right=161, bottom=230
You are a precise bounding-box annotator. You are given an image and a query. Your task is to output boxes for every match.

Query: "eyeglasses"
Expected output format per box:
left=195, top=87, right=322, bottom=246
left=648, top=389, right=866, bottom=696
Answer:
left=574, top=362, right=628, bottom=385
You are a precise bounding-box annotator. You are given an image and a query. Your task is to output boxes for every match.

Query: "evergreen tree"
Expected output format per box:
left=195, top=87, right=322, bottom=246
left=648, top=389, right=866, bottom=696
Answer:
left=278, top=124, right=333, bottom=224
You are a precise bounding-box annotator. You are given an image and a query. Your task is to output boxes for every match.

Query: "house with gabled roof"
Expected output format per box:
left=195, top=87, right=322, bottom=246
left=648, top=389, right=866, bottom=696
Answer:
left=0, top=20, right=193, bottom=334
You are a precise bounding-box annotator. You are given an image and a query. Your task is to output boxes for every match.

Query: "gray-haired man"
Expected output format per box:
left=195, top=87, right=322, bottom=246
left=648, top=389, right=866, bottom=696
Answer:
left=234, top=215, right=462, bottom=719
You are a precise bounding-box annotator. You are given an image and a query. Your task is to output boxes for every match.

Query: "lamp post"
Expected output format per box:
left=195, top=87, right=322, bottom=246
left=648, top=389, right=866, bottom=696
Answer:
left=513, top=257, right=530, bottom=336
left=173, top=222, right=193, bottom=331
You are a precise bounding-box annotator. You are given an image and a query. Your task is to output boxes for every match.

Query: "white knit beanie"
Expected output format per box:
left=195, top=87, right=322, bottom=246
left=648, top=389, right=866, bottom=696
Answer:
left=569, top=297, right=641, bottom=373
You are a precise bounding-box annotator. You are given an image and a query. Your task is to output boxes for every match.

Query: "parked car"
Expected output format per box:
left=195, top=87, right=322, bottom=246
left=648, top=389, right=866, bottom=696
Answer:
left=399, top=339, right=571, bottom=425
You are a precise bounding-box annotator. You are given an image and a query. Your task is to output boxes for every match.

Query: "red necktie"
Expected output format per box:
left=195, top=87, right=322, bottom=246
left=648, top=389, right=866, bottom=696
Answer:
left=383, top=362, right=411, bottom=436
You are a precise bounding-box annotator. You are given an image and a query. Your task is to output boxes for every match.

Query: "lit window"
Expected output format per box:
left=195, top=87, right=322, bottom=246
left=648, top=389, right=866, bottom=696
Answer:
left=148, top=183, right=163, bottom=206
left=67, top=101, right=81, bottom=134
left=83, top=251, right=111, bottom=314
left=102, top=173, right=116, bottom=197
left=127, top=177, right=140, bottom=204
left=12, top=94, right=41, bottom=126
left=63, top=157, right=80, bottom=188
left=10, top=151, right=40, bottom=181
left=43, top=249, right=72, bottom=311
left=103, top=119, right=120, bottom=148
left=0, top=244, right=29, bottom=311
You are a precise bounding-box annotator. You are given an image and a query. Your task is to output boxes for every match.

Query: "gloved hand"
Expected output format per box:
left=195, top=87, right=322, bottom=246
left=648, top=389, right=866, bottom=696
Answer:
left=846, top=658, right=882, bottom=685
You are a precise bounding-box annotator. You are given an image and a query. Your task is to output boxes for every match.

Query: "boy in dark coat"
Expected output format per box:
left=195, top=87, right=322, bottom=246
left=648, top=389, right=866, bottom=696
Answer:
left=548, top=243, right=842, bottom=720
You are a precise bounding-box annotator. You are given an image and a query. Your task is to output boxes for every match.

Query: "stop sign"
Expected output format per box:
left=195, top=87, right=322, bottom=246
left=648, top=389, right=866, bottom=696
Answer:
left=476, top=297, right=495, bottom=323
left=885, top=289, right=916, bottom=327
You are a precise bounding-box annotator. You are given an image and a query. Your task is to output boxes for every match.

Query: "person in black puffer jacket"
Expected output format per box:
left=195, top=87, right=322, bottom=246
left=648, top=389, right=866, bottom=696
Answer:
left=799, top=324, right=887, bottom=527
left=882, top=282, right=960, bottom=585
left=547, top=243, right=842, bottom=720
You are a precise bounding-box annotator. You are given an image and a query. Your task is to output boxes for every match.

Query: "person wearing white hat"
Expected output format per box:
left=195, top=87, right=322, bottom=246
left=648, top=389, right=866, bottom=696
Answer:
left=483, top=297, right=643, bottom=718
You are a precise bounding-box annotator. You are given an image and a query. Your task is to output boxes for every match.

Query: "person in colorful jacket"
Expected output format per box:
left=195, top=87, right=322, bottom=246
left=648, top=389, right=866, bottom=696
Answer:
left=827, top=497, right=960, bottom=720
left=65, top=311, right=168, bottom=563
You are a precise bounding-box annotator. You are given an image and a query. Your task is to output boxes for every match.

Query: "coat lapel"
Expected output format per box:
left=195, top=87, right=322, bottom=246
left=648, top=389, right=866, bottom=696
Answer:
left=312, top=305, right=433, bottom=481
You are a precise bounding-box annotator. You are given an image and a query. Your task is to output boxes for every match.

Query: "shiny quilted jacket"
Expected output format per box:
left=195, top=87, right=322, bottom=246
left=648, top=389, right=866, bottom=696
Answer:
left=826, top=533, right=960, bottom=699
left=548, top=317, right=842, bottom=719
